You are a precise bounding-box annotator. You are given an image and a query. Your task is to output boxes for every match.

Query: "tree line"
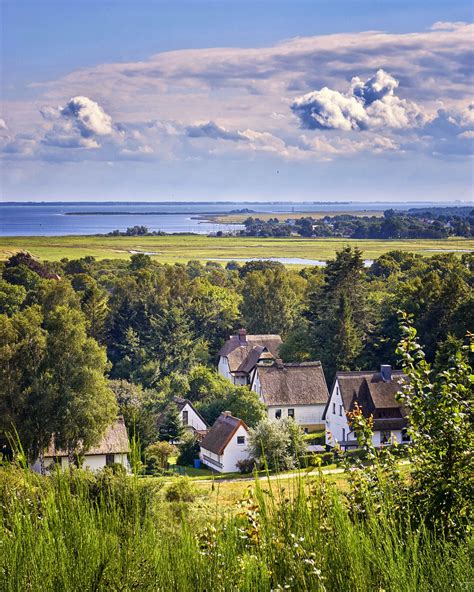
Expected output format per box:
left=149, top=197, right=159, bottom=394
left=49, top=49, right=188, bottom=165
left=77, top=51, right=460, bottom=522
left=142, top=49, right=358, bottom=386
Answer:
left=240, top=208, right=474, bottom=238
left=0, top=247, right=472, bottom=458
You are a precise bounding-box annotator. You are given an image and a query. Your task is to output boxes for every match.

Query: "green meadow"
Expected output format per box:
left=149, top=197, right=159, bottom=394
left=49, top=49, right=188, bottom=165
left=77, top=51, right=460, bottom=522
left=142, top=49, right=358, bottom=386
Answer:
left=0, top=234, right=472, bottom=263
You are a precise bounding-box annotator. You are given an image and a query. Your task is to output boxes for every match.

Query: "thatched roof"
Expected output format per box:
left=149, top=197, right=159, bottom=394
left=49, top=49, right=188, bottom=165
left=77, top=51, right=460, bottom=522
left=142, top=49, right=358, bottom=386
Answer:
left=200, top=412, right=248, bottom=455
left=255, top=361, right=329, bottom=406
left=45, top=417, right=130, bottom=458
left=322, top=369, right=408, bottom=424
left=218, top=330, right=282, bottom=374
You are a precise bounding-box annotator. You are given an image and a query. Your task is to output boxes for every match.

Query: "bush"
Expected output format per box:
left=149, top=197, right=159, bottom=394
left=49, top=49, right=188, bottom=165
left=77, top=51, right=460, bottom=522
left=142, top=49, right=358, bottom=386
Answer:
left=236, top=458, right=257, bottom=473
left=165, top=477, right=197, bottom=502
left=303, top=430, right=325, bottom=445
left=177, top=431, right=200, bottom=466
left=319, top=452, right=334, bottom=466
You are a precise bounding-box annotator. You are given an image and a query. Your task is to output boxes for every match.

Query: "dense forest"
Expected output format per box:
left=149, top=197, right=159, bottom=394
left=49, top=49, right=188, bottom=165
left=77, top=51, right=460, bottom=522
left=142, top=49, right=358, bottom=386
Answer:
left=241, top=208, right=474, bottom=238
left=1, top=248, right=472, bottom=455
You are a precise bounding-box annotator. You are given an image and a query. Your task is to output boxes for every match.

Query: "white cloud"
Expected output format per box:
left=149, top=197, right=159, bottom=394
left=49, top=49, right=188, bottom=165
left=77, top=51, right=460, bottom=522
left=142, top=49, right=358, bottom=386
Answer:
left=291, top=69, right=426, bottom=131
left=40, top=96, right=113, bottom=150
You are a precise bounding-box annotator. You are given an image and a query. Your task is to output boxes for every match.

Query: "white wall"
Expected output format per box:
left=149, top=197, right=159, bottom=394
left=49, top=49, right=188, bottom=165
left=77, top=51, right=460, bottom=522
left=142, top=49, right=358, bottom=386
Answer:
left=266, top=404, right=326, bottom=429
left=180, top=403, right=207, bottom=431
left=218, top=356, right=234, bottom=383
left=33, top=453, right=130, bottom=473
left=200, top=424, right=250, bottom=473
left=252, top=370, right=325, bottom=430
left=325, top=381, right=409, bottom=448
left=324, top=380, right=352, bottom=446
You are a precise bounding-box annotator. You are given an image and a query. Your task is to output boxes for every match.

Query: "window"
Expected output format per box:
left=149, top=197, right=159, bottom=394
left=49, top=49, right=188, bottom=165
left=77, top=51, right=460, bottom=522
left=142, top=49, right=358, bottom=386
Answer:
left=342, top=428, right=345, bottom=441
left=401, top=428, right=410, bottom=442
left=380, top=431, right=391, bottom=444
left=106, top=453, right=115, bottom=466
left=332, top=402, right=336, bottom=414
left=288, top=408, right=295, bottom=418
left=237, top=436, right=245, bottom=445
left=182, top=410, right=189, bottom=425
left=275, top=409, right=282, bottom=419
left=339, top=405, right=343, bottom=416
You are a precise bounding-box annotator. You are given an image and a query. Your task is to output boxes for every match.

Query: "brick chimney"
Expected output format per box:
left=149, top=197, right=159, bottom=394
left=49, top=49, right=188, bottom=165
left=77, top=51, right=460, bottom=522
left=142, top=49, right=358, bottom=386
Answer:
left=380, top=364, right=392, bottom=382
left=237, top=328, right=247, bottom=344
left=222, top=411, right=232, bottom=417
left=275, top=358, right=284, bottom=369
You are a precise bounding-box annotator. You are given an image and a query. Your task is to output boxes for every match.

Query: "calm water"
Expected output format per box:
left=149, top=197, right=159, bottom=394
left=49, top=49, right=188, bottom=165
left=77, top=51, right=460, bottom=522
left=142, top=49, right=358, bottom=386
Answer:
left=0, top=201, right=461, bottom=236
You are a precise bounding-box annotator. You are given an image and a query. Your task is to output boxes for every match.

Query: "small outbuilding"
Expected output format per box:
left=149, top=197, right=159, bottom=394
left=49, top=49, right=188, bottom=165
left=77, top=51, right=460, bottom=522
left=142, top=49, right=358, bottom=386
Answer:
left=199, top=412, right=250, bottom=473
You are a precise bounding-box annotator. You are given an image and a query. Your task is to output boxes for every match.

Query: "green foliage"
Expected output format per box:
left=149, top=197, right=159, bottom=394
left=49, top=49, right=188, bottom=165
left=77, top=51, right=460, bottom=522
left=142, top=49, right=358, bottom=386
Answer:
left=164, top=476, right=197, bottom=502
left=248, top=418, right=306, bottom=471
left=240, top=268, right=304, bottom=336
left=1, top=467, right=471, bottom=591
left=177, top=431, right=200, bottom=466
left=159, top=405, right=184, bottom=442
left=145, top=441, right=177, bottom=473
left=396, top=313, right=474, bottom=539
left=0, top=279, right=26, bottom=315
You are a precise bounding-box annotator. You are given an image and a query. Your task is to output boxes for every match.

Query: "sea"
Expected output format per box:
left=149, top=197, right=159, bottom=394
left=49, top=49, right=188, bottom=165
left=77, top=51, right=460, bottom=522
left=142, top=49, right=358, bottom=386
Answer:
left=0, top=201, right=466, bottom=236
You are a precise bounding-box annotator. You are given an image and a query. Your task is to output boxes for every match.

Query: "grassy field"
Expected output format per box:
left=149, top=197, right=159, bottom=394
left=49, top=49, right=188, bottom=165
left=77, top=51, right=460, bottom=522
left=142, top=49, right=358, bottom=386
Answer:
left=2, top=466, right=470, bottom=591
left=209, top=210, right=385, bottom=224
left=0, top=234, right=472, bottom=264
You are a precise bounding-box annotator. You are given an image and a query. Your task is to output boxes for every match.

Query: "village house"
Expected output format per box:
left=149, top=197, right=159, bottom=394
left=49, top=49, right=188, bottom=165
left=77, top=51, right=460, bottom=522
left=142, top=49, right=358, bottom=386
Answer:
left=323, top=365, right=409, bottom=449
left=218, top=328, right=282, bottom=386
left=33, top=416, right=130, bottom=473
left=250, top=359, right=329, bottom=432
left=173, top=397, right=209, bottom=438
left=199, top=411, right=250, bottom=473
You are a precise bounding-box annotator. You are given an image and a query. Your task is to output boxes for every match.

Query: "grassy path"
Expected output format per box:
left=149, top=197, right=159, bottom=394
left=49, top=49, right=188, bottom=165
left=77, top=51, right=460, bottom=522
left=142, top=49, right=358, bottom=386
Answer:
left=1, top=234, right=472, bottom=263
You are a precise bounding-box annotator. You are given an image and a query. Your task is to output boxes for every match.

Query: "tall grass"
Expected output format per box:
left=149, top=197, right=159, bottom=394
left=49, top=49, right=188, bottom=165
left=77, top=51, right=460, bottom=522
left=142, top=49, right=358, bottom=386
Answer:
left=0, top=465, right=471, bottom=591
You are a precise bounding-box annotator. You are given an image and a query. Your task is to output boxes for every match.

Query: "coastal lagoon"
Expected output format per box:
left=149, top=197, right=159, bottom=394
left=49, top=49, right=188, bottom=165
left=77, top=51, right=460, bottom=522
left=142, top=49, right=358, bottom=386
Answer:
left=0, top=201, right=460, bottom=236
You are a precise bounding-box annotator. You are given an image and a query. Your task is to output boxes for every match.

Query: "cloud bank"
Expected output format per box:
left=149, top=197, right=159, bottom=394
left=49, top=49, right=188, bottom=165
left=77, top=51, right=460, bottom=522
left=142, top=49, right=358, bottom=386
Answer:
left=291, top=69, right=426, bottom=131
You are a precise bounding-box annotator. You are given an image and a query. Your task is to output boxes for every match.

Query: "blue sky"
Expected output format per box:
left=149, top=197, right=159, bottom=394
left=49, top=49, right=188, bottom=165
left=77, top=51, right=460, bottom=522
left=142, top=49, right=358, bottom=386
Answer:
left=1, top=0, right=473, bottom=202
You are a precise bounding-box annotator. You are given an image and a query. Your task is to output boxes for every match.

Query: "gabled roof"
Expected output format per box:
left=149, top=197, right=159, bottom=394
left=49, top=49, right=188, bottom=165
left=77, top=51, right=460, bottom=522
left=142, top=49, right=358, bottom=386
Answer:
left=200, top=413, right=248, bottom=455
left=218, top=332, right=282, bottom=374
left=254, top=361, right=329, bottom=406
left=173, top=397, right=209, bottom=428
left=45, top=417, right=130, bottom=458
left=322, top=369, right=407, bottom=422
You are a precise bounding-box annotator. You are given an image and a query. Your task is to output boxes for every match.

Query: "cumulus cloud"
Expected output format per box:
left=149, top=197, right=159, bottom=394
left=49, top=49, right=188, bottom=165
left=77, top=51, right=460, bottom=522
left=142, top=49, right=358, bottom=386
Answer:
left=291, top=69, right=426, bottom=131
left=41, top=96, right=113, bottom=149
left=0, top=118, right=8, bottom=131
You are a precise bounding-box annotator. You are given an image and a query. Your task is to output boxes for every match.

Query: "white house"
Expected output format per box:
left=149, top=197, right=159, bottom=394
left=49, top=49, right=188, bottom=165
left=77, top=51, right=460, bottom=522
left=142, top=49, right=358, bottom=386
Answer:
left=250, top=359, right=329, bottom=432
left=218, top=328, right=282, bottom=386
left=323, top=365, right=409, bottom=449
left=33, top=416, right=130, bottom=473
left=199, top=412, right=250, bottom=473
left=174, top=397, right=209, bottom=438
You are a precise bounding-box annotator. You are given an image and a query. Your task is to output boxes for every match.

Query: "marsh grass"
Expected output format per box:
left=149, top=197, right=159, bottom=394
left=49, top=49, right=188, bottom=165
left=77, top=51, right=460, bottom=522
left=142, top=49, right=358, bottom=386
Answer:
left=0, top=465, right=471, bottom=591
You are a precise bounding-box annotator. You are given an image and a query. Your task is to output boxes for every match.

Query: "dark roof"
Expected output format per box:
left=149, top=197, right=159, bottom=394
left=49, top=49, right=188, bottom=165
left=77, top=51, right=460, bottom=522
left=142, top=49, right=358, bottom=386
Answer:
left=45, top=417, right=130, bottom=458
left=200, top=413, right=248, bottom=455
left=255, top=361, right=329, bottom=406
left=219, top=332, right=282, bottom=373
left=173, top=397, right=209, bottom=427
left=322, top=370, right=408, bottom=424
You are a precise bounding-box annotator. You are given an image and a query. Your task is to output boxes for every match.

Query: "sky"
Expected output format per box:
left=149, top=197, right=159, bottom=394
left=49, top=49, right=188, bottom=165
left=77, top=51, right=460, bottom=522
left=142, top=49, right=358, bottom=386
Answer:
left=1, top=0, right=473, bottom=202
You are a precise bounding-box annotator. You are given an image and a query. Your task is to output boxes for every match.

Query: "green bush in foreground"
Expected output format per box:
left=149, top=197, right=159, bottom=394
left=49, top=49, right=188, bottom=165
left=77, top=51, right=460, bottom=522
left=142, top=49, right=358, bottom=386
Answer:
left=0, top=466, right=472, bottom=592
